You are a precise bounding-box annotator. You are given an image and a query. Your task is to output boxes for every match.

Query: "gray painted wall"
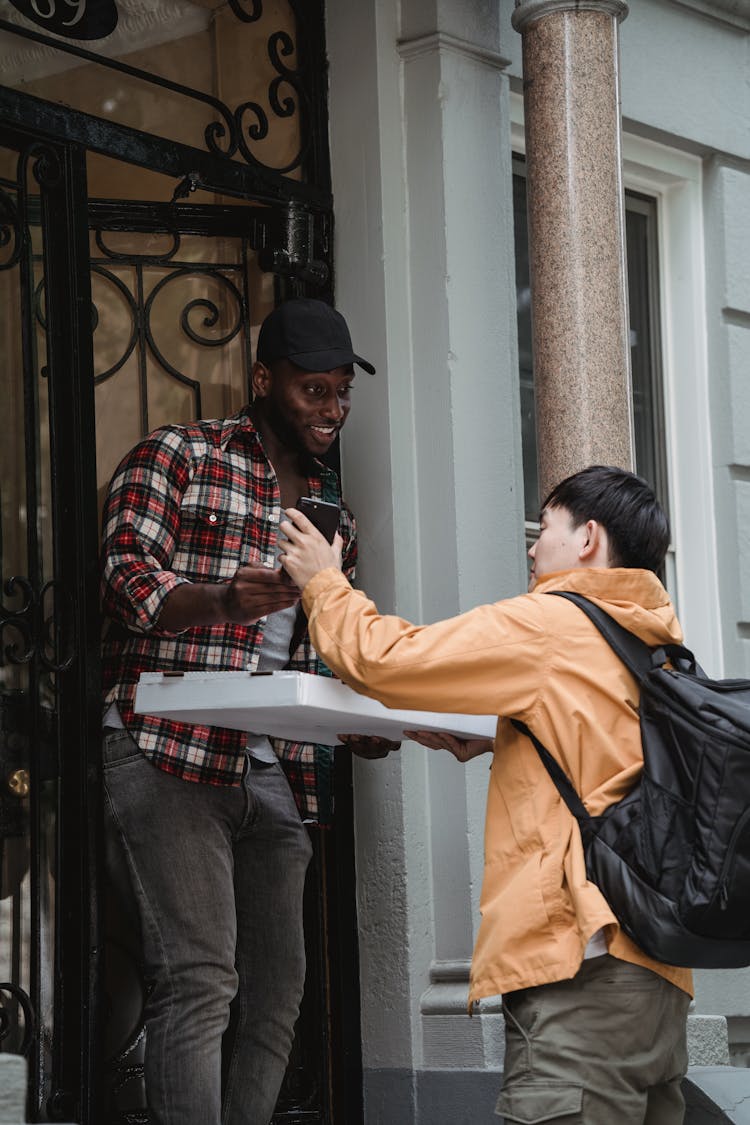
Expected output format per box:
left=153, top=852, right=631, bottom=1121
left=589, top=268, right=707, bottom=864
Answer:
left=327, top=0, right=750, bottom=1115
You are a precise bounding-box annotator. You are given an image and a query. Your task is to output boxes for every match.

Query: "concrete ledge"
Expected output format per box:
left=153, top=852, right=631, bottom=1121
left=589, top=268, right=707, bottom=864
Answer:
left=364, top=1067, right=501, bottom=1125
left=0, top=1054, right=75, bottom=1125
left=685, top=1066, right=750, bottom=1123
left=365, top=1064, right=750, bottom=1124
left=0, top=1054, right=26, bottom=1125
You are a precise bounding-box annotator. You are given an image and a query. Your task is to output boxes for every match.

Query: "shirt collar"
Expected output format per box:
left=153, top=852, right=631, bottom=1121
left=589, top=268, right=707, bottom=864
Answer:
left=218, top=407, right=339, bottom=486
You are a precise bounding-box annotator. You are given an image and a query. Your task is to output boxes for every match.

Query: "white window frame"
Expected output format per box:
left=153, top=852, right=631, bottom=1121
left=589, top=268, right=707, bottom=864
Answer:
left=510, top=93, right=723, bottom=674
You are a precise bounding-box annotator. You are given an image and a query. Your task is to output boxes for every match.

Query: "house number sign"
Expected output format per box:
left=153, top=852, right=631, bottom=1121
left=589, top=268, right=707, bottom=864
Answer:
left=9, top=0, right=118, bottom=39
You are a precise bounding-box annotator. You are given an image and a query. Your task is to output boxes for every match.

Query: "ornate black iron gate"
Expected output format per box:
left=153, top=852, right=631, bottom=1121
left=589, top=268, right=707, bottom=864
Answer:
left=0, top=124, right=101, bottom=1122
left=0, top=4, right=363, bottom=1122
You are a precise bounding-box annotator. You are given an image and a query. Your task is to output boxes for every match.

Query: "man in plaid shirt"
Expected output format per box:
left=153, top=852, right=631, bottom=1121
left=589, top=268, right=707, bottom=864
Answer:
left=101, top=299, right=397, bottom=1125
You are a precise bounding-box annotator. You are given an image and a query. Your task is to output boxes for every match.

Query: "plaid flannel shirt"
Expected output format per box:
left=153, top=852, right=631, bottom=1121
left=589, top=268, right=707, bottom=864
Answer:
left=100, top=408, right=357, bottom=824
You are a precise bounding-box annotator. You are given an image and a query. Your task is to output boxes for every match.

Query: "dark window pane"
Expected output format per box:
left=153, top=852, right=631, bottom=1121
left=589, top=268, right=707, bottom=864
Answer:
left=626, top=193, right=669, bottom=521
left=513, top=168, right=538, bottom=519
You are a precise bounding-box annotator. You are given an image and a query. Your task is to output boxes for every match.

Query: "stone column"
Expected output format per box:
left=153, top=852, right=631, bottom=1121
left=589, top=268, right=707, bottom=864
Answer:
left=513, top=0, right=634, bottom=499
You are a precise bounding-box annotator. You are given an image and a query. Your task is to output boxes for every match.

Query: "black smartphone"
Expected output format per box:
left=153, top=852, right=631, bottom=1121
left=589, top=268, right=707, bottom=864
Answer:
left=295, top=497, right=341, bottom=544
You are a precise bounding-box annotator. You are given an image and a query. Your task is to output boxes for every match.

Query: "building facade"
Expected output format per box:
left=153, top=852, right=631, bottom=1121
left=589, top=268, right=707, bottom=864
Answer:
left=0, top=0, right=748, bottom=1121
left=326, top=0, right=750, bottom=1118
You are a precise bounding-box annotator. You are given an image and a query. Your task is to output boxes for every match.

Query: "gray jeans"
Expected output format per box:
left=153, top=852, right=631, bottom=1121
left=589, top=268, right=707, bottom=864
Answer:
left=496, top=954, right=691, bottom=1124
left=103, top=728, right=313, bottom=1125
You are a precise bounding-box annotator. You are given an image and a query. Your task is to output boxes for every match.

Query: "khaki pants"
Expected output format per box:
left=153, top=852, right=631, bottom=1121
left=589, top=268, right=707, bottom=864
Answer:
left=496, top=954, right=691, bottom=1124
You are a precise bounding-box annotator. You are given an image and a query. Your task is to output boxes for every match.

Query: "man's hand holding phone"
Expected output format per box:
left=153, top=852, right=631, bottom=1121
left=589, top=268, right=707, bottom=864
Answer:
left=279, top=499, right=343, bottom=590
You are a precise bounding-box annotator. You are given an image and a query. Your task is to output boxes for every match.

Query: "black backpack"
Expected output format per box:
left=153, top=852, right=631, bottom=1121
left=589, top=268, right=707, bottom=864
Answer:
left=511, top=590, right=750, bottom=969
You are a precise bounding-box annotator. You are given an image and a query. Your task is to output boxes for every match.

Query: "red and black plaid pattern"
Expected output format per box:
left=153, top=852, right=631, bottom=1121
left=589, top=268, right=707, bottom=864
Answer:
left=101, top=408, right=357, bottom=823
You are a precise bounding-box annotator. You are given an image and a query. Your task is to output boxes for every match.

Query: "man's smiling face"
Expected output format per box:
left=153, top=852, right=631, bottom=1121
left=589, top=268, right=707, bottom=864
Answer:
left=260, top=359, right=354, bottom=457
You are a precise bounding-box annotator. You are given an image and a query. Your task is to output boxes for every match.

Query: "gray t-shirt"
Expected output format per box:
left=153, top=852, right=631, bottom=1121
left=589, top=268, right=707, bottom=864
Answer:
left=245, top=603, right=297, bottom=762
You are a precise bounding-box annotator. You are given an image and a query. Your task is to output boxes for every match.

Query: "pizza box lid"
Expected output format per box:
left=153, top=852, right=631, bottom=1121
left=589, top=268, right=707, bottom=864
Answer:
left=134, top=669, right=497, bottom=745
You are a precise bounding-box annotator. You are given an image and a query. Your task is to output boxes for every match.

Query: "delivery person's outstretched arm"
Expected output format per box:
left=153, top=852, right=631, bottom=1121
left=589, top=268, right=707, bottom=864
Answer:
left=279, top=508, right=541, bottom=722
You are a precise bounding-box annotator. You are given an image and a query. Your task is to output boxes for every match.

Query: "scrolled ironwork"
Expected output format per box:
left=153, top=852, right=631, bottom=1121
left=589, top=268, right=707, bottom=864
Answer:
left=144, top=267, right=245, bottom=396
left=0, top=981, right=36, bottom=1056
left=34, top=274, right=101, bottom=382
left=0, top=577, right=76, bottom=671
left=0, top=18, right=241, bottom=162
left=0, top=9, right=320, bottom=178
left=179, top=296, right=235, bottom=348
left=227, top=0, right=263, bottom=22
left=268, top=28, right=298, bottom=79
left=39, top=579, right=75, bottom=673
left=30, top=145, right=62, bottom=189
left=232, top=22, right=311, bottom=175
left=235, top=100, right=270, bottom=148
left=94, top=228, right=181, bottom=266
left=234, top=84, right=310, bottom=175
left=17, top=140, right=63, bottom=195
left=203, top=117, right=234, bottom=162
left=33, top=275, right=47, bottom=331
left=0, top=184, right=23, bottom=272
left=89, top=264, right=139, bottom=384
left=1, top=577, right=36, bottom=666
left=268, top=75, right=297, bottom=121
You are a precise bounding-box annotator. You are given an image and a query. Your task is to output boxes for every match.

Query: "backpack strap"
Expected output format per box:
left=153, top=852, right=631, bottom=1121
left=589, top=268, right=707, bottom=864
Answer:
left=549, top=590, right=701, bottom=679
left=512, top=590, right=703, bottom=824
left=510, top=717, right=593, bottom=836
left=512, top=592, right=655, bottom=825
left=547, top=591, right=661, bottom=683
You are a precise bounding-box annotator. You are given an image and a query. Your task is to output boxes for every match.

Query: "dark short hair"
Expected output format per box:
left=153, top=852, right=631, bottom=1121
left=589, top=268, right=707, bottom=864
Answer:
left=541, top=465, right=670, bottom=572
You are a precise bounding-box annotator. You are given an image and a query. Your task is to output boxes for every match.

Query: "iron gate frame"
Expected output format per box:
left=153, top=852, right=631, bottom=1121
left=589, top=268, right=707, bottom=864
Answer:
left=0, top=119, right=102, bottom=1122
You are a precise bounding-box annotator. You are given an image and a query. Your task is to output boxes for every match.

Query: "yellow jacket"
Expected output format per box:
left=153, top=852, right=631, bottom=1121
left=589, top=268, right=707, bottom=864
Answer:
left=302, top=564, right=693, bottom=1003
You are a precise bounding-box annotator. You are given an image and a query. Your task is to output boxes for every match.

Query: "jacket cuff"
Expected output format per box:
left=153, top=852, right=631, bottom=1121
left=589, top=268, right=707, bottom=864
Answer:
left=301, top=568, right=351, bottom=615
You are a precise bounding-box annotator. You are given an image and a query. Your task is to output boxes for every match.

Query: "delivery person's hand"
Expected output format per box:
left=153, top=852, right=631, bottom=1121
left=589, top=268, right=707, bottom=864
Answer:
left=404, top=731, right=493, bottom=763
left=278, top=508, right=342, bottom=589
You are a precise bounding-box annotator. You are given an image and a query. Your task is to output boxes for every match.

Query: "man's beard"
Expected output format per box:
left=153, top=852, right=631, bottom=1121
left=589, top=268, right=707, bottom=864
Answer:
left=262, top=397, right=315, bottom=462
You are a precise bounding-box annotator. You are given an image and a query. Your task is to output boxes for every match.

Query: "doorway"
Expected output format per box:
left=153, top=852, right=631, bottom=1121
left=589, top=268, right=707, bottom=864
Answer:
left=0, top=4, right=363, bottom=1121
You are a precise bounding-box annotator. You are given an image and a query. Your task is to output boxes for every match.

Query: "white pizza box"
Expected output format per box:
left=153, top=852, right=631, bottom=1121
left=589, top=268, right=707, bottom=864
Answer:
left=134, top=669, right=497, bottom=745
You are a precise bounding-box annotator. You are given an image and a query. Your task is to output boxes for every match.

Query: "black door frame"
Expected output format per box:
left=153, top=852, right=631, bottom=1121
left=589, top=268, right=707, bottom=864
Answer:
left=0, top=121, right=102, bottom=1122
left=85, top=194, right=357, bottom=1125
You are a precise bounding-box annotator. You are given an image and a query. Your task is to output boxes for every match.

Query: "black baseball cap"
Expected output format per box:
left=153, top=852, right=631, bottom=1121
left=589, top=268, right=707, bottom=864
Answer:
left=256, top=298, right=376, bottom=375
